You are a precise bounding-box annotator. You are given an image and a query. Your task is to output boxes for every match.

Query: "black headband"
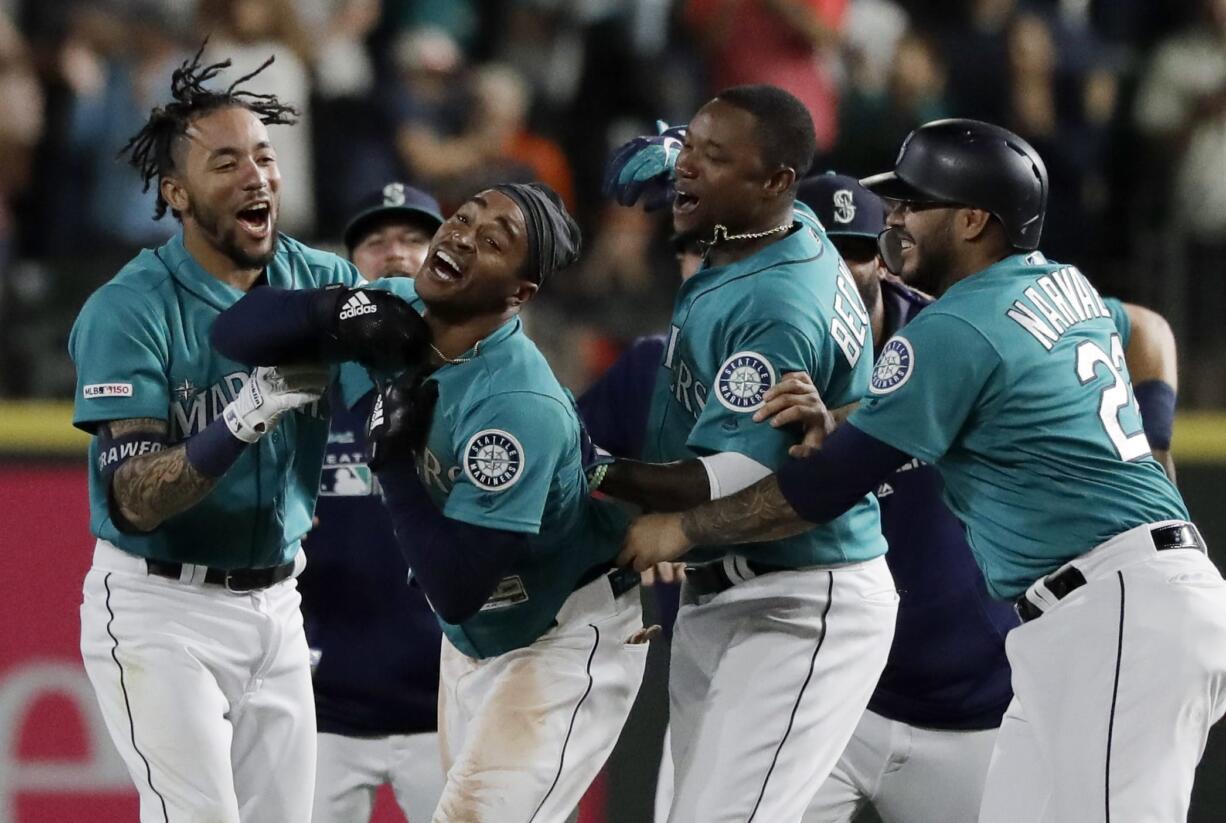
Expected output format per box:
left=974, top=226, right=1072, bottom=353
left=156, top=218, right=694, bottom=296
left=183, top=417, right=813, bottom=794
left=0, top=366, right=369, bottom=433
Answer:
left=492, top=183, right=582, bottom=283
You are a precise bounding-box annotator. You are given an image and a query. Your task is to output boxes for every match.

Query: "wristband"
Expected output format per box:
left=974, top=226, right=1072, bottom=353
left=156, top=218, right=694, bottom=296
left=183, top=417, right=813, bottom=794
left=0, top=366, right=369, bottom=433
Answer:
left=1133, top=380, right=1176, bottom=451
left=186, top=414, right=252, bottom=478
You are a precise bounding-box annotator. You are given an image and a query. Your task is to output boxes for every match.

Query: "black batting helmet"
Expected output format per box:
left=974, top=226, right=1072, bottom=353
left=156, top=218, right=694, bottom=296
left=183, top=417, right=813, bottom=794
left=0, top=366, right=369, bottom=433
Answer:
left=860, top=119, right=1048, bottom=250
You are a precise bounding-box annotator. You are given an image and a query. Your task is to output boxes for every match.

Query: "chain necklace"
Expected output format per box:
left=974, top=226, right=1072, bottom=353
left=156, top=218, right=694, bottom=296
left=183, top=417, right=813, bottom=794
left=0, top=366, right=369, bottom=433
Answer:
left=431, top=340, right=480, bottom=365
left=706, top=221, right=793, bottom=246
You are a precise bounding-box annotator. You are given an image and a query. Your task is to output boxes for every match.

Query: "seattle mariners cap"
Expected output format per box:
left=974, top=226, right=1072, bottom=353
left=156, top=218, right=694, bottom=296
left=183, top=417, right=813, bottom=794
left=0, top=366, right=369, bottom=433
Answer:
left=797, top=171, right=887, bottom=240
left=343, top=182, right=444, bottom=252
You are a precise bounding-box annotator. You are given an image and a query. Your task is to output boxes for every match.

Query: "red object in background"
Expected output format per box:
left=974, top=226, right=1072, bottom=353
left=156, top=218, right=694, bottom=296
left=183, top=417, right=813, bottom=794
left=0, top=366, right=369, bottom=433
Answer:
left=0, top=463, right=139, bottom=822
left=0, top=464, right=608, bottom=823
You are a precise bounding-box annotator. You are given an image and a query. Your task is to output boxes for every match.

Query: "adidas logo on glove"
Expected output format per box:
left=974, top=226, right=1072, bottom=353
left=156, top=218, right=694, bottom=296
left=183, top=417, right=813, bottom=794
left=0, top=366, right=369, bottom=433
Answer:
left=339, top=291, right=379, bottom=320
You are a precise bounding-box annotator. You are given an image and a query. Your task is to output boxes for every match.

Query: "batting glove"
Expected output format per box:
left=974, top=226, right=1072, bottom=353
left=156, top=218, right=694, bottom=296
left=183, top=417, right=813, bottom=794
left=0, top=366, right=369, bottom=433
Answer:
left=366, top=365, right=440, bottom=470
left=224, top=365, right=328, bottom=443
left=310, top=286, right=432, bottom=371
left=602, top=120, right=687, bottom=211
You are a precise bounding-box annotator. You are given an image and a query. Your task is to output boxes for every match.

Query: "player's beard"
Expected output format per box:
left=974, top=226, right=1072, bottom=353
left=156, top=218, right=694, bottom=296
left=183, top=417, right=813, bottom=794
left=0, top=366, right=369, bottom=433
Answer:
left=907, top=216, right=958, bottom=296
left=191, top=198, right=278, bottom=270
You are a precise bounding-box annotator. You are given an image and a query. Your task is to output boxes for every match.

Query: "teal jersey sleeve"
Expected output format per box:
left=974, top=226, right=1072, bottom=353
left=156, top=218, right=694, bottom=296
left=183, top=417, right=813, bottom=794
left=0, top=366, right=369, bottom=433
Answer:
left=687, top=320, right=826, bottom=464
left=442, top=393, right=571, bottom=534
left=1102, top=297, right=1132, bottom=349
left=69, top=284, right=170, bottom=432
left=849, top=312, right=1002, bottom=463
left=334, top=276, right=424, bottom=409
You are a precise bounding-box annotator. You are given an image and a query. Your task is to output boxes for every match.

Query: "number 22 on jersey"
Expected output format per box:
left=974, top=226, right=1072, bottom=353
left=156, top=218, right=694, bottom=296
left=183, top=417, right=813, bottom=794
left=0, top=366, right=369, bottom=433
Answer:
left=1076, top=332, right=1150, bottom=461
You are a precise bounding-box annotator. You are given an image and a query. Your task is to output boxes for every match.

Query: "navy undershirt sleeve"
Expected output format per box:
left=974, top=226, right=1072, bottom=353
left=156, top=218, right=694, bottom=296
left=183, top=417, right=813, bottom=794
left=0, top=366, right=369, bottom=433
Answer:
left=776, top=423, right=913, bottom=524
left=375, top=460, right=529, bottom=624
left=211, top=286, right=328, bottom=366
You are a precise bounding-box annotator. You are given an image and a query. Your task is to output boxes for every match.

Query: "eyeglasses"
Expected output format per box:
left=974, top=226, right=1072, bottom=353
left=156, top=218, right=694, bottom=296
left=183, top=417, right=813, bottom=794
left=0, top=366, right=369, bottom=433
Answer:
left=886, top=199, right=961, bottom=216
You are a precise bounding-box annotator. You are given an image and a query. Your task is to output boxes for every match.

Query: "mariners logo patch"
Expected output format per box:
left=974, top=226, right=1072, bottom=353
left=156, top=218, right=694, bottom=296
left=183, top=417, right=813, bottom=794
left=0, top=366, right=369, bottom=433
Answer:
left=464, top=429, right=524, bottom=491
left=871, top=337, right=915, bottom=394
left=716, top=351, right=775, bottom=412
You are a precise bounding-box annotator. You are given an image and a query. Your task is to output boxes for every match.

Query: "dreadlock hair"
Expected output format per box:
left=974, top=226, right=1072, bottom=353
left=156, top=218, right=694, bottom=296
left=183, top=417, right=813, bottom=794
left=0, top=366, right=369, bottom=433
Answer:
left=120, top=41, right=299, bottom=221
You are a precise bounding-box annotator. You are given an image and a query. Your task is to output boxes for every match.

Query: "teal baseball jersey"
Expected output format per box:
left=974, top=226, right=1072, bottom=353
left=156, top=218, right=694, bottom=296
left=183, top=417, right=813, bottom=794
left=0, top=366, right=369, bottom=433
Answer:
left=70, top=233, right=368, bottom=569
left=849, top=252, right=1187, bottom=599
left=341, top=283, right=629, bottom=659
left=646, top=205, right=886, bottom=567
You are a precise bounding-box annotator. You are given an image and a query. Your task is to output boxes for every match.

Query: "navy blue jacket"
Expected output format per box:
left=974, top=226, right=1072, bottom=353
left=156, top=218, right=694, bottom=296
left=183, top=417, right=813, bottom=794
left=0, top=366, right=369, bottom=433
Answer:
left=866, top=279, right=1017, bottom=729
left=298, top=388, right=442, bottom=737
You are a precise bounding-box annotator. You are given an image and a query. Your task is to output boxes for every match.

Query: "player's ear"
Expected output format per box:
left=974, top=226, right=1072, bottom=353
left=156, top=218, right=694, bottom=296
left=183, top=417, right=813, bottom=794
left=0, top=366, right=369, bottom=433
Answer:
left=763, top=167, right=796, bottom=199
left=509, top=280, right=539, bottom=308
left=959, top=207, right=994, bottom=243
left=161, top=176, right=190, bottom=216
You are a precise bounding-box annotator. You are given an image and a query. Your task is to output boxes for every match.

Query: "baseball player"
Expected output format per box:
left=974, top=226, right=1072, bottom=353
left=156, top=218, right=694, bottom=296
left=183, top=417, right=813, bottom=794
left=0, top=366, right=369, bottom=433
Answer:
left=210, top=183, right=650, bottom=823
left=301, top=183, right=446, bottom=823
left=619, top=119, right=1226, bottom=822
left=601, top=86, right=898, bottom=823
left=791, top=172, right=1181, bottom=823
left=69, top=49, right=429, bottom=822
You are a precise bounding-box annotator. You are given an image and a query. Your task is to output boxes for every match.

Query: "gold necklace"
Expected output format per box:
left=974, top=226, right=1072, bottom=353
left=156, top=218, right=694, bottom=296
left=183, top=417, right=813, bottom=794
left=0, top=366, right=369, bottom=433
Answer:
left=430, top=341, right=480, bottom=364
left=707, top=221, right=793, bottom=246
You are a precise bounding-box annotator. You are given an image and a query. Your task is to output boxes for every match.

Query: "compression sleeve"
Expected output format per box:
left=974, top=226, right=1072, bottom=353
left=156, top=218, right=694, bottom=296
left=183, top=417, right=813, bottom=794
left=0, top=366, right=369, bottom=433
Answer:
left=776, top=424, right=911, bottom=523
left=210, top=286, right=333, bottom=365
left=376, top=460, right=530, bottom=625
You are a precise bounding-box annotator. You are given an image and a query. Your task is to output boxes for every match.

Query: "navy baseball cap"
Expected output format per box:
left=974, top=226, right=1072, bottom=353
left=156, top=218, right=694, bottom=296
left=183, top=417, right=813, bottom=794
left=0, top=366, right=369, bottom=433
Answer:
left=797, top=171, right=887, bottom=240
left=343, top=182, right=444, bottom=251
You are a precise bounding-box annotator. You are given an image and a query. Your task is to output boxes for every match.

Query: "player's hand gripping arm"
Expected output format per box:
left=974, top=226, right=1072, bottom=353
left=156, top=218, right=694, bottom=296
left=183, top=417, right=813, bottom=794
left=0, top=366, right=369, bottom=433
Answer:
left=109, top=366, right=326, bottom=532
left=617, top=424, right=910, bottom=571
left=1121, top=303, right=1178, bottom=479
left=751, top=371, right=850, bottom=457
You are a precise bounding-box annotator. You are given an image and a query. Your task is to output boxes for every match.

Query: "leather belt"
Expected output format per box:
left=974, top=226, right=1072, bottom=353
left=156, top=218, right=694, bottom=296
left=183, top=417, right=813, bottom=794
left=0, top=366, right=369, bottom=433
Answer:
left=575, top=564, right=641, bottom=599
left=685, top=559, right=797, bottom=597
left=1015, top=523, right=1206, bottom=623
left=145, top=558, right=297, bottom=592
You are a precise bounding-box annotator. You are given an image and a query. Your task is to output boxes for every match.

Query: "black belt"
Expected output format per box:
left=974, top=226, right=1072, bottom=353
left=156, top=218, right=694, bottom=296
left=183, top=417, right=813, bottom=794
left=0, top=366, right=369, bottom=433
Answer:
left=685, top=559, right=797, bottom=597
left=1015, top=523, right=1206, bottom=623
left=575, top=564, right=641, bottom=599
left=145, top=558, right=297, bottom=592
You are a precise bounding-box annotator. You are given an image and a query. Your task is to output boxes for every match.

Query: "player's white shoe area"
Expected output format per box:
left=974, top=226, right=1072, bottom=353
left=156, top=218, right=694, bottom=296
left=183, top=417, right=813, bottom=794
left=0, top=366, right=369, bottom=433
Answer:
left=802, top=709, right=997, bottom=823
left=664, top=556, right=898, bottom=823
left=312, top=731, right=445, bottom=823
left=80, top=540, right=316, bottom=823
left=979, top=521, right=1226, bottom=823
left=433, top=576, right=648, bottom=823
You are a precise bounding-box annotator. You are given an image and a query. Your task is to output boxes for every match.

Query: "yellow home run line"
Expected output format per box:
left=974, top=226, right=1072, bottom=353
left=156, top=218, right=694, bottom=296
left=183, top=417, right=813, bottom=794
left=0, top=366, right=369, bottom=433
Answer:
left=0, top=402, right=1224, bottom=462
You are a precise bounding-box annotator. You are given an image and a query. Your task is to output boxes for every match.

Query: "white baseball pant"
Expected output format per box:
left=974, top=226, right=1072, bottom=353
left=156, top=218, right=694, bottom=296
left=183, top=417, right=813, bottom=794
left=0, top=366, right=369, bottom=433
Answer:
left=433, top=575, right=648, bottom=823
left=665, top=555, right=898, bottom=823
left=80, top=539, right=316, bottom=823
left=802, top=708, right=997, bottom=823
left=312, top=731, right=445, bottom=823
left=978, top=520, right=1226, bottom=822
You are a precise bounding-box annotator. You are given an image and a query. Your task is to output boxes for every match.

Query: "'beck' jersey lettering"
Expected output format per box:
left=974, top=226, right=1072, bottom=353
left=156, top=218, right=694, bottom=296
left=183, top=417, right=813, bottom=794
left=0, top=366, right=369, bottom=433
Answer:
left=646, top=204, right=886, bottom=567
left=850, top=253, right=1187, bottom=598
left=70, top=233, right=366, bottom=569
left=341, top=282, right=628, bottom=659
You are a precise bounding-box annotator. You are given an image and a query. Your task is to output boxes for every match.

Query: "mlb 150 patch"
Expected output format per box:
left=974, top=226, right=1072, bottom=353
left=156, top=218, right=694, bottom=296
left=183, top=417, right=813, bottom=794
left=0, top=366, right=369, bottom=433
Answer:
left=464, top=429, right=524, bottom=491
left=716, top=351, right=775, bottom=412
left=871, top=337, right=914, bottom=394
left=83, top=383, right=134, bottom=399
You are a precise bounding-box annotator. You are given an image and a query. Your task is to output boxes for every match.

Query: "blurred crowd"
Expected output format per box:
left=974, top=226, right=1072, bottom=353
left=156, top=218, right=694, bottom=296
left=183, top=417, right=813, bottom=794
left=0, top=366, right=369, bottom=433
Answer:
left=0, top=0, right=1224, bottom=404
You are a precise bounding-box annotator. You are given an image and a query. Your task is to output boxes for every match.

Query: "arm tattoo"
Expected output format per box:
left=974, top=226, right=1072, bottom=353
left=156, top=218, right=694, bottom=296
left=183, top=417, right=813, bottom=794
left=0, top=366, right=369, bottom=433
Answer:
left=679, top=475, right=812, bottom=546
left=600, top=458, right=712, bottom=512
left=108, top=418, right=218, bottom=532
